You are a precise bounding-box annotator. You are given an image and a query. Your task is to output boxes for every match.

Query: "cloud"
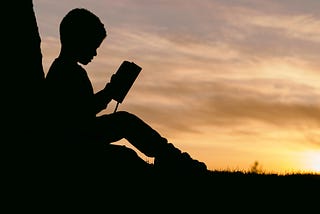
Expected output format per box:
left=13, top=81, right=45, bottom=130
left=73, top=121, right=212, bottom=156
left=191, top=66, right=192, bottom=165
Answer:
left=110, top=74, right=320, bottom=138
left=246, top=14, right=320, bottom=43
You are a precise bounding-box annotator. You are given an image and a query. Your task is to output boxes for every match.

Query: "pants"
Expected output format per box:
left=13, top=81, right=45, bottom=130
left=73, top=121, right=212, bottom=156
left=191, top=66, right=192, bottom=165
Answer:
left=94, top=111, right=168, bottom=158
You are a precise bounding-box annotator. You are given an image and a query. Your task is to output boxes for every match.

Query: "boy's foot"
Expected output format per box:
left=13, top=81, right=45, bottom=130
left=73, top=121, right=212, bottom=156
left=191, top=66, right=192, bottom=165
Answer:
left=154, top=143, right=208, bottom=176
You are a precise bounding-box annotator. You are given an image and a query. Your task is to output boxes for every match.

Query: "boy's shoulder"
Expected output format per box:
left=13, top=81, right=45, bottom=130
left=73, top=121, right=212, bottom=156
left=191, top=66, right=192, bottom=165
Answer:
left=46, top=58, right=88, bottom=85
left=48, top=58, right=85, bottom=75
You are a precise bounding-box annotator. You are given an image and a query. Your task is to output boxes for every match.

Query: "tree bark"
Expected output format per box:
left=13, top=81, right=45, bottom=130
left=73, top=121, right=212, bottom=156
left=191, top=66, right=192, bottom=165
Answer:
left=3, top=1, right=45, bottom=172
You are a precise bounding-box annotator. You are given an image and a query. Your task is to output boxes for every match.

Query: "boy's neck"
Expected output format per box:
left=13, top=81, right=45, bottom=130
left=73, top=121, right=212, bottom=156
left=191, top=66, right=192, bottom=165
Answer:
left=58, top=47, right=77, bottom=63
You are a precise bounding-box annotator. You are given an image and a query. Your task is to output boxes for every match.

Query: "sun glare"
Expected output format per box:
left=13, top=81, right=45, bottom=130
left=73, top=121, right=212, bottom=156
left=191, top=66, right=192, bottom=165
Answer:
left=302, top=151, right=320, bottom=174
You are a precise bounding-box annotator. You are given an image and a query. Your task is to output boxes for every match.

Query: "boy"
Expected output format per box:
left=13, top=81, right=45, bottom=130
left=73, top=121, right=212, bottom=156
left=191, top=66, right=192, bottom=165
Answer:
left=45, top=8, right=207, bottom=176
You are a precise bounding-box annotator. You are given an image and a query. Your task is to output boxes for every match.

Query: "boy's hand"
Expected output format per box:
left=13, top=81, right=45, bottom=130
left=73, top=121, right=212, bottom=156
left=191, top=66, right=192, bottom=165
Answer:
left=110, top=73, right=119, bottom=85
left=104, top=74, right=120, bottom=99
left=107, top=74, right=119, bottom=93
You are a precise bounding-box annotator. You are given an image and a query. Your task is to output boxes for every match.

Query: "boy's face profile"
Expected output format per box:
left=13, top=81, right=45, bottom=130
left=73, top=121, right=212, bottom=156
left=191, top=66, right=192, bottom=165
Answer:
left=76, top=39, right=103, bottom=65
left=59, top=8, right=107, bottom=66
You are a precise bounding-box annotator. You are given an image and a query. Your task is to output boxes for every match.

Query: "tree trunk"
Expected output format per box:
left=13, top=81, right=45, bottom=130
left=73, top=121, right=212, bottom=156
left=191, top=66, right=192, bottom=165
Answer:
left=3, top=1, right=45, bottom=173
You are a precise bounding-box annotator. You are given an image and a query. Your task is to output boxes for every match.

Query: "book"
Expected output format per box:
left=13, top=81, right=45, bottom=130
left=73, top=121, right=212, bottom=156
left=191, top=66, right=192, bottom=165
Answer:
left=111, top=60, right=142, bottom=103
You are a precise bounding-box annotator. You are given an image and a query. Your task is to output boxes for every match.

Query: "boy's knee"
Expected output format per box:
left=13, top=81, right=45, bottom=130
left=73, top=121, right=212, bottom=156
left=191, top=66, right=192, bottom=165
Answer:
left=115, top=110, right=131, bottom=117
left=115, top=111, right=138, bottom=122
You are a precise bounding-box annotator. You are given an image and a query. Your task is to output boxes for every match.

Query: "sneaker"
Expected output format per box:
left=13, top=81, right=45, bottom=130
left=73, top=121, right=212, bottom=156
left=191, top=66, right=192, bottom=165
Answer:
left=154, top=144, right=208, bottom=176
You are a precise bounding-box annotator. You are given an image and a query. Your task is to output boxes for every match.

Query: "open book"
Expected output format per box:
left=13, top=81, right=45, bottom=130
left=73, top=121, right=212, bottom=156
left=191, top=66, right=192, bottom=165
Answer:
left=111, top=60, right=142, bottom=104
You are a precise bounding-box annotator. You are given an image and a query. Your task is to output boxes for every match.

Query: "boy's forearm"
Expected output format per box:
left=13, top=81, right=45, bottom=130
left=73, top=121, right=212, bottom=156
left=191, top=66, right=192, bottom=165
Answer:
left=94, top=84, right=113, bottom=113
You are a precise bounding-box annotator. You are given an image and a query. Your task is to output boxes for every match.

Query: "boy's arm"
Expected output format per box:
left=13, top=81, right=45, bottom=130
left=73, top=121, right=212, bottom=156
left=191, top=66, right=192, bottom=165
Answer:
left=93, top=82, right=114, bottom=114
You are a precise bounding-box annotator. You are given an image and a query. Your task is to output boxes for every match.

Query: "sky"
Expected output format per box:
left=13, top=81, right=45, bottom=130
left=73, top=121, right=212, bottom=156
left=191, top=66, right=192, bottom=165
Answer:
left=33, top=0, right=320, bottom=174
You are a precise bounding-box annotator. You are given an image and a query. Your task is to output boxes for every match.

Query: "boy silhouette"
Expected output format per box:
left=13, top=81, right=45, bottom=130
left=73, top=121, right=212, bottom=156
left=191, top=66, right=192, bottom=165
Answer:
left=44, top=8, right=207, bottom=176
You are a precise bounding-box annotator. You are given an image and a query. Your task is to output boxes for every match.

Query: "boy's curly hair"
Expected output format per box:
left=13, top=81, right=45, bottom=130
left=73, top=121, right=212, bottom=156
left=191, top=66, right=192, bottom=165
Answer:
left=59, top=8, right=107, bottom=46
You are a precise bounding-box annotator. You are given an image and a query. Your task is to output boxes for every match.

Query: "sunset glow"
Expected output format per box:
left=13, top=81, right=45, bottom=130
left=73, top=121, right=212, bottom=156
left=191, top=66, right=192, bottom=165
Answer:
left=34, top=0, right=320, bottom=174
left=302, top=150, right=320, bottom=173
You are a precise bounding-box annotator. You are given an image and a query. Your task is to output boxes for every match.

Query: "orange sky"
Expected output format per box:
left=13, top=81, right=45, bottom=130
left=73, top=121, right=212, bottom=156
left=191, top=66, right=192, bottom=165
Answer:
left=33, top=0, right=320, bottom=174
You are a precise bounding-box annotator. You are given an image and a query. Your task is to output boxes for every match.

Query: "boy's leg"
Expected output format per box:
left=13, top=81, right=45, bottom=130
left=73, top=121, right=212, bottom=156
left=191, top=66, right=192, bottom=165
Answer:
left=95, top=111, right=168, bottom=157
left=95, top=111, right=208, bottom=175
